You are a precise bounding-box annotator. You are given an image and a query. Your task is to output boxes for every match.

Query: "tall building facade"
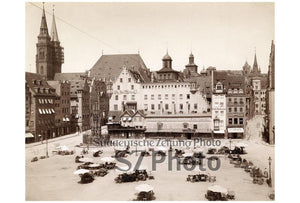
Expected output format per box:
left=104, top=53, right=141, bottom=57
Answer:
left=212, top=81, right=227, bottom=138
left=47, top=80, right=71, bottom=136
left=266, top=40, right=275, bottom=144
left=25, top=72, right=56, bottom=142
left=36, top=5, right=64, bottom=80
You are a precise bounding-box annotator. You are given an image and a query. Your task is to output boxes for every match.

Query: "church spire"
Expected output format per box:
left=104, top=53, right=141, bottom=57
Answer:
left=51, top=5, right=59, bottom=42
left=39, top=2, right=49, bottom=37
left=252, top=51, right=259, bottom=74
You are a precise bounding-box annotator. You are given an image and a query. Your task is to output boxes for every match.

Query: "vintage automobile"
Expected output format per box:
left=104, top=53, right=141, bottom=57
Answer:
left=207, top=148, right=217, bottom=154
left=114, top=149, right=130, bottom=158
left=187, top=174, right=208, bottom=182
left=205, top=185, right=234, bottom=201
left=135, top=191, right=156, bottom=201
left=134, top=184, right=155, bottom=201
left=77, top=162, right=95, bottom=170
left=104, top=162, right=116, bottom=170
left=94, top=168, right=108, bottom=177
left=253, top=177, right=264, bottom=185
left=80, top=172, right=95, bottom=184
left=115, top=169, right=150, bottom=183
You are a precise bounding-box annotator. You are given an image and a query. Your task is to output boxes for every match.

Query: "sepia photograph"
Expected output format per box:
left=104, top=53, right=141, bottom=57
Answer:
left=25, top=1, right=275, bottom=201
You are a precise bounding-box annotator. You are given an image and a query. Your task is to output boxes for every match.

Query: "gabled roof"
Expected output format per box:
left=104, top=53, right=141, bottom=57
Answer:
left=133, top=110, right=145, bottom=117
left=47, top=81, right=61, bottom=96
left=69, top=80, right=87, bottom=97
left=54, top=72, right=87, bottom=81
left=120, top=109, right=135, bottom=118
left=128, top=69, right=151, bottom=83
left=108, top=111, right=122, bottom=123
left=25, top=72, right=55, bottom=96
left=90, top=54, right=148, bottom=81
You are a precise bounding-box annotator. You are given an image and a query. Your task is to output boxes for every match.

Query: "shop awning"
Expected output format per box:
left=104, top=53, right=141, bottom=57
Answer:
left=228, top=128, right=244, bottom=133
left=213, top=130, right=225, bottom=134
left=25, top=133, right=34, bottom=138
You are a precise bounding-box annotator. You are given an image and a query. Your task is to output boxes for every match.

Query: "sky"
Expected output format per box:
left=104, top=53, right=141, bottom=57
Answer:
left=25, top=2, right=274, bottom=74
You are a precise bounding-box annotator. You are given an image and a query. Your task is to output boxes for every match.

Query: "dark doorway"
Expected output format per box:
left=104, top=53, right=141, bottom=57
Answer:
left=233, top=133, right=238, bottom=139
left=126, top=132, right=129, bottom=139
left=186, top=133, right=192, bottom=139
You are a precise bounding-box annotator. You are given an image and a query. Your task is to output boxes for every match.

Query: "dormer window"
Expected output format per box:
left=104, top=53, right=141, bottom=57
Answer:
left=215, top=82, right=223, bottom=93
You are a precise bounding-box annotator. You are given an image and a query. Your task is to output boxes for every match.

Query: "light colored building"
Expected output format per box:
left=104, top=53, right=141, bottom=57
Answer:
left=212, top=81, right=227, bottom=138
left=252, top=77, right=267, bottom=115
left=109, top=66, right=144, bottom=113
left=139, top=82, right=209, bottom=115
left=108, top=53, right=212, bottom=138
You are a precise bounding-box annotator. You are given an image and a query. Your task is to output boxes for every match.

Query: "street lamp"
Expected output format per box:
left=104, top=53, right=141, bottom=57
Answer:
left=268, top=156, right=272, bottom=187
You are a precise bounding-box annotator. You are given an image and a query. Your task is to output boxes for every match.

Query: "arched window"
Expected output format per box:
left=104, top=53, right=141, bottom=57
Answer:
left=39, top=48, right=45, bottom=59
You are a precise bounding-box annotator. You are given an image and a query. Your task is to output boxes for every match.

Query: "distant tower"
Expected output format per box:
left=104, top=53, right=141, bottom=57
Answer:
left=35, top=3, right=63, bottom=80
left=242, top=60, right=251, bottom=75
left=252, top=52, right=259, bottom=74
left=185, top=52, right=198, bottom=75
left=51, top=5, right=64, bottom=76
left=162, top=50, right=172, bottom=69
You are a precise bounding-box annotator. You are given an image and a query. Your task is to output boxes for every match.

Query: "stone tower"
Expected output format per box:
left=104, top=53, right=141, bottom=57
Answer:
left=36, top=4, right=64, bottom=80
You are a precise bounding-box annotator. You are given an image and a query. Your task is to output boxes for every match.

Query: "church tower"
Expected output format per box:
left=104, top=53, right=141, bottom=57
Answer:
left=36, top=3, right=52, bottom=80
left=252, top=52, right=259, bottom=74
left=36, top=3, right=63, bottom=80
left=185, top=52, right=198, bottom=75
left=51, top=5, right=64, bottom=76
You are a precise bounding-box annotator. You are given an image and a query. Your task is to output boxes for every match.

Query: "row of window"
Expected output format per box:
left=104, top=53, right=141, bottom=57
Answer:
left=117, top=85, right=134, bottom=90
left=38, top=98, right=54, bottom=104
left=227, top=89, right=244, bottom=94
left=145, top=94, right=190, bottom=100
left=141, top=103, right=198, bottom=111
left=228, top=107, right=244, bottom=113
left=142, top=84, right=193, bottom=89
left=119, top=78, right=131, bottom=83
left=228, top=117, right=244, bottom=125
left=255, top=91, right=265, bottom=95
left=228, top=98, right=244, bottom=103
left=115, top=95, right=135, bottom=101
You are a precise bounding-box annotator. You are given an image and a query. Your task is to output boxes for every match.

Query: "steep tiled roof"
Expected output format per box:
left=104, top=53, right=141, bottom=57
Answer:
left=133, top=110, right=145, bottom=117
left=108, top=111, right=122, bottom=123
left=47, top=81, right=61, bottom=96
left=90, top=54, right=148, bottom=81
left=54, top=72, right=87, bottom=81
left=69, top=80, right=86, bottom=97
left=25, top=72, right=55, bottom=96
left=157, top=67, right=179, bottom=73
left=128, top=69, right=151, bottom=83
left=120, top=109, right=135, bottom=118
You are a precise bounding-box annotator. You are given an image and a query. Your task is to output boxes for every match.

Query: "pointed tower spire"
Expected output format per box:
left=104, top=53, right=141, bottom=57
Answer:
left=39, top=2, right=49, bottom=37
left=252, top=50, right=259, bottom=74
left=51, top=5, right=59, bottom=42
